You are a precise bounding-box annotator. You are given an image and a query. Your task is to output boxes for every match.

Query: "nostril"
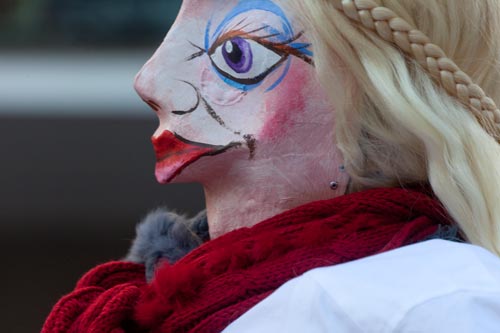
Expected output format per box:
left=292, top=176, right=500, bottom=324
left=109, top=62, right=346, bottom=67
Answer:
left=145, top=99, right=161, bottom=112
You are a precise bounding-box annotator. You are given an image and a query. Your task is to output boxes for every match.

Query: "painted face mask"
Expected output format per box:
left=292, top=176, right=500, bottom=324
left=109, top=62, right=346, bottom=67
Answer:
left=135, top=0, right=343, bottom=186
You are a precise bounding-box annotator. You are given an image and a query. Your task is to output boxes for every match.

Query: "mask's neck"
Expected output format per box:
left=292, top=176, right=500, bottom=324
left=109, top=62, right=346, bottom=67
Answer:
left=202, top=148, right=349, bottom=239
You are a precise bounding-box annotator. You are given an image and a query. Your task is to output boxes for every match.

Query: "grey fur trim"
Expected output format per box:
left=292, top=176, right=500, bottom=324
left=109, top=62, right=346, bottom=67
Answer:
left=424, top=224, right=463, bottom=243
left=125, top=208, right=208, bottom=281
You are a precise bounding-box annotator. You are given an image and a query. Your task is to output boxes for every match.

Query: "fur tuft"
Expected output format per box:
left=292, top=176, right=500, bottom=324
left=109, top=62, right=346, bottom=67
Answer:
left=125, top=208, right=208, bottom=281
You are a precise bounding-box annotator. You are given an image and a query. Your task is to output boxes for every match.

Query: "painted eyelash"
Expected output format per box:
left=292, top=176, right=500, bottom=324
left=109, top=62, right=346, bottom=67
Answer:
left=226, top=17, right=250, bottom=34
left=186, top=42, right=206, bottom=61
left=208, top=28, right=313, bottom=65
left=185, top=23, right=265, bottom=61
left=256, top=31, right=314, bottom=65
left=186, top=27, right=313, bottom=66
left=208, top=26, right=272, bottom=53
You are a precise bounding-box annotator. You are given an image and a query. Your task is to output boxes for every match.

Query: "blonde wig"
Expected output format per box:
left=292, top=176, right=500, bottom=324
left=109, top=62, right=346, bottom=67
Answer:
left=290, top=0, right=500, bottom=255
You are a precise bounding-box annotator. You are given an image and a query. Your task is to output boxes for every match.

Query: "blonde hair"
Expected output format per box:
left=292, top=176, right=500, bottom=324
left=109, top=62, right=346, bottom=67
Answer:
left=290, top=0, right=500, bottom=255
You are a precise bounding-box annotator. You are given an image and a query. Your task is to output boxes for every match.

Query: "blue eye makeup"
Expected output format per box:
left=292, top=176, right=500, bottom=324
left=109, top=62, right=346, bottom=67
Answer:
left=188, top=0, right=313, bottom=92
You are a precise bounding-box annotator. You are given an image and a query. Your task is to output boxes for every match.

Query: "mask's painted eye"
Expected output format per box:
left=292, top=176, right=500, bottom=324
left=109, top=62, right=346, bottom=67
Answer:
left=222, top=37, right=253, bottom=73
left=209, top=37, right=285, bottom=87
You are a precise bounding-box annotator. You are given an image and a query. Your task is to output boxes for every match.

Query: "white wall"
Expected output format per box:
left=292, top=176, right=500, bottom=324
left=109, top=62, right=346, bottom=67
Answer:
left=0, top=51, right=154, bottom=118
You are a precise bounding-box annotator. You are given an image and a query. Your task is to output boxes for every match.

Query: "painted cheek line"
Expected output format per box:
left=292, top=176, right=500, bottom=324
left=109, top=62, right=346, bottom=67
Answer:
left=200, top=95, right=242, bottom=136
left=172, top=80, right=201, bottom=115
left=244, top=134, right=257, bottom=159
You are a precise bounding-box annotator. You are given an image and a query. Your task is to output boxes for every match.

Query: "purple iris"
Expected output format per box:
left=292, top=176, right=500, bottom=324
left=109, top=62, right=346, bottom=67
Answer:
left=222, top=37, right=253, bottom=74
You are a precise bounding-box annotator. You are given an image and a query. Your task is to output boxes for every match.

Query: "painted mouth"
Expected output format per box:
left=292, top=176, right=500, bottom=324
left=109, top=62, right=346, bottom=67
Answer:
left=152, top=130, right=241, bottom=184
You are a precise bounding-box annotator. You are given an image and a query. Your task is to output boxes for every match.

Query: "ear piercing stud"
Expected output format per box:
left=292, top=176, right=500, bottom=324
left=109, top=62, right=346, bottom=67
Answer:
left=330, top=165, right=346, bottom=190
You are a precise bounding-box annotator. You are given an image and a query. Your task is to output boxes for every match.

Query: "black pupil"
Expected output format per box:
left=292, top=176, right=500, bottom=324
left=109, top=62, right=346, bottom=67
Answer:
left=228, top=41, right=243, bottom=64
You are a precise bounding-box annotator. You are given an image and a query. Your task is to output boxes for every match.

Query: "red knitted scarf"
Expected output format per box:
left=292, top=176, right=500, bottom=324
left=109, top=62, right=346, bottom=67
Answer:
left=43, top=188, right=450, bottom=333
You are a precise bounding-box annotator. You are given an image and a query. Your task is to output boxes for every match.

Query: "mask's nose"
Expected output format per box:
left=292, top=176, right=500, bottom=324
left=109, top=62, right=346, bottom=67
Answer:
left=134, top=62, right=162, bottom=113
left=135, top=61, right=202, bottom=119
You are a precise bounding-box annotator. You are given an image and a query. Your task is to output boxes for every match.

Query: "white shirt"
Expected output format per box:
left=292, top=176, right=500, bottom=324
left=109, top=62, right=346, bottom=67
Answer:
left=223, top=240, right=500, bottom=332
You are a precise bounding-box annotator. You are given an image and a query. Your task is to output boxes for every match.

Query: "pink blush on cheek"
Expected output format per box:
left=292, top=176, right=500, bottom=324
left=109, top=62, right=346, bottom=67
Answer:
left=259, top=63, right=308, bottom=141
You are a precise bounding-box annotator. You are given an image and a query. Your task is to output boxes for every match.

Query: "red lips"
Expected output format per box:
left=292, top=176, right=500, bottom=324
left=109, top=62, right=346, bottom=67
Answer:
left=151, top=131, right=219, bottom=183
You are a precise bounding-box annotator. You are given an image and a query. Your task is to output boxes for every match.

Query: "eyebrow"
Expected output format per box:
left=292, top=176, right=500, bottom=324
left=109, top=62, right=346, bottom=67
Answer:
left=205, top=0, right=294, bottom=51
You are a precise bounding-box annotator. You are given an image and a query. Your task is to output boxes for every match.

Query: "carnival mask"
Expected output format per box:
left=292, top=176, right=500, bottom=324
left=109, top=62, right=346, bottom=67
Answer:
left=135, top=0, right=345, bottom=188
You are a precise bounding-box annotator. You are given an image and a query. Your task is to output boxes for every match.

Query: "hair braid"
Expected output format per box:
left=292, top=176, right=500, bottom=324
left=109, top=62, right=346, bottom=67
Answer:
left=333, top=0, right=500, bottom=143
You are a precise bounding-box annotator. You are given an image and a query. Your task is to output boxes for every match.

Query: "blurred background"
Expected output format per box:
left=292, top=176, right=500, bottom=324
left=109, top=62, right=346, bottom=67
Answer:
left=0, top=1, right=206, bottom=331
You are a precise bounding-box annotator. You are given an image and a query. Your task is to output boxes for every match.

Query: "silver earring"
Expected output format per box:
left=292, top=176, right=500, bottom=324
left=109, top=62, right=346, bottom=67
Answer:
left=330, top=166, right=347, bottom=190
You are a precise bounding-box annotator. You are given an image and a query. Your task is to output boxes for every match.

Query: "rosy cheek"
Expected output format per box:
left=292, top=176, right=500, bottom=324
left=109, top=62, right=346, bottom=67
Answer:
left=259, top=61, right=309, bottom=141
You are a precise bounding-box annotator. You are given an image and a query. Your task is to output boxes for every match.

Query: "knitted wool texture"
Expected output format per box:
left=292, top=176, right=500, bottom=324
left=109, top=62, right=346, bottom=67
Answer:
left=43, top=187, right=451, bottom=333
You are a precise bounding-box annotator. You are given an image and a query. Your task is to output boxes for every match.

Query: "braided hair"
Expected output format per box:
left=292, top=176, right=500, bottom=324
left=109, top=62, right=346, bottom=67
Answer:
left=290, top=0, right=500, bottom=255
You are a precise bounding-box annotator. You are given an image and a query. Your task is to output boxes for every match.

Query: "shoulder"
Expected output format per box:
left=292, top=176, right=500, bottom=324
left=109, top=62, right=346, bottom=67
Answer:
left=224, top=240, right=500, bottom=333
